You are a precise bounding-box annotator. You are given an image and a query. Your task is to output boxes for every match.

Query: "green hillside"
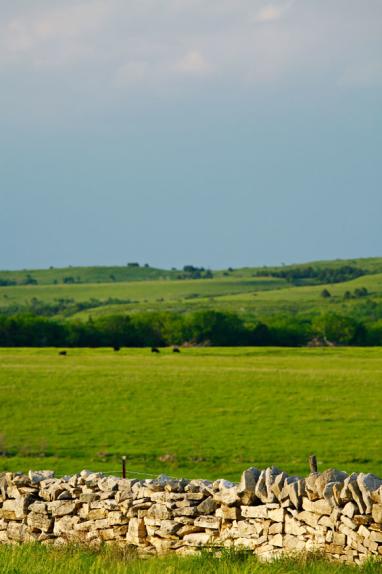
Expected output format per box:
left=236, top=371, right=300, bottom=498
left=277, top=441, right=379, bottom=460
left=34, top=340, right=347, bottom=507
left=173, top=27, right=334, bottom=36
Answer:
left=0, top=264, right=179, bottom=286
left=1, top=258, right=382, bottom=349
left=1, top=256, right=382, bottom=287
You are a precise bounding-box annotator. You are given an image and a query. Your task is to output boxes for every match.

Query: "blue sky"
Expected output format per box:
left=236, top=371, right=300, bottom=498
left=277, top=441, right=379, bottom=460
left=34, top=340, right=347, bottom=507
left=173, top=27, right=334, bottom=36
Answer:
left=0, top=0, right=381, bottom=270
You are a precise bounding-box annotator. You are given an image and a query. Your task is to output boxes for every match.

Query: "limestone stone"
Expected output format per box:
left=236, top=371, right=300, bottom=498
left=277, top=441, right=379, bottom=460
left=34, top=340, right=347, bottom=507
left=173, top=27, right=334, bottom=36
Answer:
left=2, top=496, right=33, bottom=521
left=126, top=517, right=146, bottom=545
left=233, top=537, right=257, bottom=550
left=87, top=508, right=108, bottom=520
left=269, top=533, right=283, bottom=547
left=302, top=497, right=331, bottom=515
left=268, top=508, right=284, bottom=523
left=281, top=479, right=302, bottom=510
left=99, top=528, right=115, bottom=541
left=27, top=513, right=53, bottom=532
left=314, top=470, right=348, bottom=498
left=285, top=514, right=305, bottom=536
left=182, top=532, right=211, bottom=546
left=177, top=524, right=204, bottom=537
left=184, top=479, right=212, bottom=494
left=156, top=520, right=182, bottom=536
left=363, top=537, right=378, bottom=553
left=283, top=533, right=305, bottom=551
left=53, top=515, right=80, bottom=536
left=254, top=470, right=268, bottom=503
left=79, top=493, right=100, bottom=503
left=372, top=504, right=382, bottom=523
left=149, top=537, right=179, bottom=553
left=74, top=520, right=94, bottom=532
left=358, top=525, right=370, bottom=539
left=216, top=506, right=241, bottom=520
left=28, top=471, right=55, bottom=484
left=237, top=468, right=260, bottom=505
left=194, top=515, right=221, bottom=530
left=341, top=515, right=357, bottom=530
left=296, top=511, right=320, bottom=529
left=213, top=484, right=239, bottom=506
left=113, top=524, right=129, bottom=537
left=318, top=515, right=335, bottom=528
left=269, top=522, right=283, bottom=535
left=236, top=520, right=261, bottom=537
left=173, top=506, right=198, bottom=518
left=48, top=501, right=77, bottom=517
left=358, top=474, right=382, bottom=514
left=340, top=473, right=359, bottom=504
left=107, top=511, right=127, bottom=526
left=94, top=519, right=109, bottom=529
left=370, top=530, right=382, bottom=543
left=348, top=480, right=367, bottom=514
left=241, top=505, right=268, bottom=519
left=7, top=522, right=28, bottom=542
left=342, top=502, right=357, bottom=519
left=270, top=472, right=288, bottom=501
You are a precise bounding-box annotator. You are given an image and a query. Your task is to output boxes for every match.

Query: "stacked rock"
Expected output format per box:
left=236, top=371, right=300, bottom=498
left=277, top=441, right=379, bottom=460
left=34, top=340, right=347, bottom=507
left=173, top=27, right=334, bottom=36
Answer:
left=1, top=467, right=382, bottom=564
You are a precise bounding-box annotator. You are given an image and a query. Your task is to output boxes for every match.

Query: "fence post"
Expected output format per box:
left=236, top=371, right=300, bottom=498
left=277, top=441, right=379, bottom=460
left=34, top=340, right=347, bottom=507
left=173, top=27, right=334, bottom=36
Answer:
left=122, top=456, right=126, bottom=479
left=309, top=454, right=318, bottom=473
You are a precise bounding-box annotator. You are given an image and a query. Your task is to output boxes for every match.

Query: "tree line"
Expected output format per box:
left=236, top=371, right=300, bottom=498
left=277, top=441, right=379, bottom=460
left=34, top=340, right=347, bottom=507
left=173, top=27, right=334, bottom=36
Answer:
left=259, top=265, right=365, bottom=285
left=0, top=310, right=382, bottom=348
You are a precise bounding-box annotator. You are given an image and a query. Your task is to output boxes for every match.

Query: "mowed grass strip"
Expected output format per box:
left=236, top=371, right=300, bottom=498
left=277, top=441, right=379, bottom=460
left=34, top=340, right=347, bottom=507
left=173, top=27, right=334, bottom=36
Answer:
left=0, top=347, right=382, bottom=479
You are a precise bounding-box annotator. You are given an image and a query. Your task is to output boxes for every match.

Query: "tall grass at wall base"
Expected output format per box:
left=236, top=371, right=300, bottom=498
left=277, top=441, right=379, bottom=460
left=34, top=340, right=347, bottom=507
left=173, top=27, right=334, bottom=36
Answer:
left=0, top=545, right=381, bottom=574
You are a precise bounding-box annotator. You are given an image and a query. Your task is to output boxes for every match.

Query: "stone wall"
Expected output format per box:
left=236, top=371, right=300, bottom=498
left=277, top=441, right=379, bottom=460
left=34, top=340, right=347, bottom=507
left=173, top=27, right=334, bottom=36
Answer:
left=1, top=467, right=382, bottom=564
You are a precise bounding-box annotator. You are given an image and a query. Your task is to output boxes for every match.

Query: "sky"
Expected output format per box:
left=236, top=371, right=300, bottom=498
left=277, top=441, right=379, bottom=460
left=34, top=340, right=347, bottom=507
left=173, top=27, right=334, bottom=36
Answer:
left=0, top=0, right=381, bottom=270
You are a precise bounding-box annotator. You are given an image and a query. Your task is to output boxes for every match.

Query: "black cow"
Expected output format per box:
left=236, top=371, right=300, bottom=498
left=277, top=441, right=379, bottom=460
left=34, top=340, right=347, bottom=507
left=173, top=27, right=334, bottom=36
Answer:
left=59, top=351, right=67, bottom=356
left=173, top=347, right=181, bottom=353
left=151, top=347, right=160, bottom=353
left=113, top=346, right=121, bottom=352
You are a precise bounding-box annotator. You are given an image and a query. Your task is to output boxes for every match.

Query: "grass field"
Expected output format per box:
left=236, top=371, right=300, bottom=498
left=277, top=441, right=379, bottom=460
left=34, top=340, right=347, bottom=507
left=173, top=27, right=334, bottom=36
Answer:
left=1, top=257, right=382, bottom=323
left=0, top=276, right=285, bottom=310
left=2, top=533, right=381, bottom=573
left=67, top=272, right=382, bottom=321
left=2, top=271, right=382, bottom=323
left=1, top=256, right=382, bottom=286
left=1, top=347, right=382, bottom=480
left=0, top=545, right=380, bottom=574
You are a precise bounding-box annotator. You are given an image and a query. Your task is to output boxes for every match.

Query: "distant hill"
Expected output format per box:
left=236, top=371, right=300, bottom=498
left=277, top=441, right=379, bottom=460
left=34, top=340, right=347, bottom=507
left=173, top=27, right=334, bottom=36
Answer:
left=1, top=257, right=382, bottom=287
left=0, top=257, right=381, bottom=326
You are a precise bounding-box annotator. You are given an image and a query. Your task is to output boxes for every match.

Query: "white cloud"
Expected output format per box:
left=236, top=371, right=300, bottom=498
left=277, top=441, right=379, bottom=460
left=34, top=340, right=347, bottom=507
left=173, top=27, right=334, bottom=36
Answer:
left=176, top=50, right=209, bottom=75
left=2, top=1, right=112, bottom=65
left=255, top=1, right=295, bottom=23
left=255, top=5, right=284, bottom=23
left=0, top=0, right=381, bottom=110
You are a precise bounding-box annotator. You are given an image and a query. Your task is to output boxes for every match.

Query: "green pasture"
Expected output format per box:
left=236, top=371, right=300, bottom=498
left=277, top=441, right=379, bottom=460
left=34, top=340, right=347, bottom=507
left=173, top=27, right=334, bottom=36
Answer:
left=0, top=276, right=284, bottom=309
left=1, top=256, right=382, bottom=286
left=1, top=347, right=382, bottom=480
left=0, top=265, right=178, bottom=285
left=68, top=272, right=382, bottom=321
left=1, top=259, right=382, bottom=322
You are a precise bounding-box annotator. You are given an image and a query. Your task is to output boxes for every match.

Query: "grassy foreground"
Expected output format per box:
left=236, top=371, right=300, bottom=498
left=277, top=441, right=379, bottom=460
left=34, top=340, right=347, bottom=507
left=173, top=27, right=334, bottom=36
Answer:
left=0, top=545, right=380, bottom=574
left=1, top=347, right=382, bottom=479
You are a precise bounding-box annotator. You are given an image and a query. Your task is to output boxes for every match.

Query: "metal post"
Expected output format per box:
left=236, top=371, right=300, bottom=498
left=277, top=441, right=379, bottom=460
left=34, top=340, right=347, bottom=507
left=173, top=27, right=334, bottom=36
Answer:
left=122, top=455, right=126, bottom=479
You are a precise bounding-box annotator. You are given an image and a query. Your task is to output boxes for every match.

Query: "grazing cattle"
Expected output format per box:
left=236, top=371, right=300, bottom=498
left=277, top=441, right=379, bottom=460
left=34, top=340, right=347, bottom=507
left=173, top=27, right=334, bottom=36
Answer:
left=59, top=351, right=67, bottom=356
left=113, top=346, right=121, bottom=352
left=173, top=347, right=181, bottom=353
left=151, top=347, right=160, bottom=353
